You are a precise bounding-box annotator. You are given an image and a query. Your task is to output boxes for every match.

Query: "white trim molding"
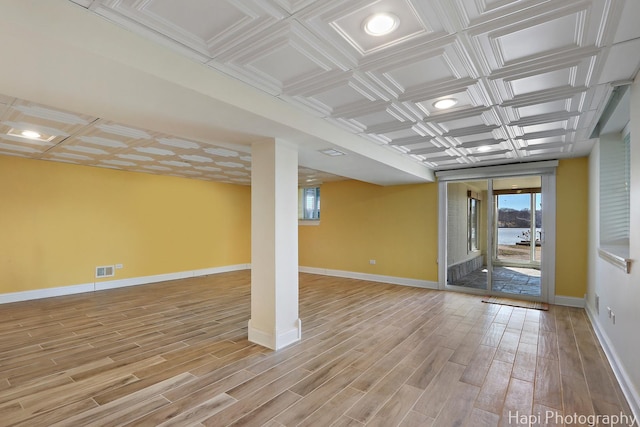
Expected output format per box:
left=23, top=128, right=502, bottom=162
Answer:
left=436, top=160, right=559, bottom=182
left=586, top=304, right=640, bottom=421
left=553, top=295, right=585, bottom=308
left=248, top=318, right=302, bottom=351
left=299, top=266, right=439, bottom=290
left=0, top=264, right=251, bottom=304
left=0, top=282, right=95, bottom=304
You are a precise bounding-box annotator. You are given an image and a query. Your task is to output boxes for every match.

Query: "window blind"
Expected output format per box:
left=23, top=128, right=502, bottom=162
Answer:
left=600, top=132, right=630, bottom=245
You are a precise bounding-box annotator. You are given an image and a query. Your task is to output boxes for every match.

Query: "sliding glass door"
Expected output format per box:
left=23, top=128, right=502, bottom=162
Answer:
left=439, top=165, right=556, bottom=303
left=491, top=179, right=542, bottom=297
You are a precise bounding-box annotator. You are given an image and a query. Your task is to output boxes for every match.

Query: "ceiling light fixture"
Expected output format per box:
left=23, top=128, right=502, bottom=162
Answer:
left=433, top=98, right=458, bottom=109
left=7, top=128, right=56, bottom=142
left=20, top=130, right=42, bottom=139
left=364, top=13, right=399, bottom=36
left=476, top=145, right=493, bottom=152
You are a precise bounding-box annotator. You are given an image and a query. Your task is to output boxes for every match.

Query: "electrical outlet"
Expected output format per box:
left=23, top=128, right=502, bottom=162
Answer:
left=115, top=264, right=123, bottom=269
left=369, top=259, right=376, bottom=265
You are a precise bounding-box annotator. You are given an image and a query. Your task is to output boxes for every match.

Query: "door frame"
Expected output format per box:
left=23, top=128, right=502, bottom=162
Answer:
left=437, top=161, right=557, bottom=304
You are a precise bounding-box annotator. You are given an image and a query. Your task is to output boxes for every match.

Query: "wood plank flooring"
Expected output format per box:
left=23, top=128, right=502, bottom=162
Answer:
left=0, top=271, right=633, bottom=426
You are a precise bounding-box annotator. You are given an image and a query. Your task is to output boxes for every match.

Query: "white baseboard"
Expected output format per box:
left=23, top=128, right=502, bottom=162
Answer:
left=585, top=303, right=640, bottom=421
left=0, top=282, right=95, bottom=304
left=0, top=264, right=251, bottom=304
left=247, top=318, right=302, bottom=351
left=553, top=295, right=585, bottom=308
left=95, top=264, right=250, bottom=291
left=299, top=266, right=439, bottom=290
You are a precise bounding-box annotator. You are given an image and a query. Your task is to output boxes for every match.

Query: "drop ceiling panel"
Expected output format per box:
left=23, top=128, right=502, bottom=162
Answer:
left=1, top=94, right=343, bottom=185
left=597, top=38, right=640, bottom=84
left=469, top=1, right=608, bottom=72
left=51, top=0, right=640, bottom=175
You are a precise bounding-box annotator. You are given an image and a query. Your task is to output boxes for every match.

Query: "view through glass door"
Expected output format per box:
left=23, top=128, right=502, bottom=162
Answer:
left=492, top=177, right=542, bottom=298
left=446, top=176, right=544, bottom=299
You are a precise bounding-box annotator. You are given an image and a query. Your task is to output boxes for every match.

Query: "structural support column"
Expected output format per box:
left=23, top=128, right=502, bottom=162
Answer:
left=248, top=139, right=301, bottom=350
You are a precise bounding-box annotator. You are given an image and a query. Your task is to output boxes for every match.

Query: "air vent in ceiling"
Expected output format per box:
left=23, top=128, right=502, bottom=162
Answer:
left=319, top=148, right=346, bottom=157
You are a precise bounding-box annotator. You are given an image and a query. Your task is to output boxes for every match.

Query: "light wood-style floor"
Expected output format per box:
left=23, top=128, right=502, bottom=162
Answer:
left=0, top=271, right=633, bottom=426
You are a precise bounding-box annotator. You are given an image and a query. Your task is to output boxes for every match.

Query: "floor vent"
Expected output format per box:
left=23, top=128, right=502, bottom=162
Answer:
left=96, top=265, right=115, bottom=278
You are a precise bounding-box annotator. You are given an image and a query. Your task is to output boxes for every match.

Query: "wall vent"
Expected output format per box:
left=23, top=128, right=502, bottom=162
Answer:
left=96, top=265, right=115, bottom=278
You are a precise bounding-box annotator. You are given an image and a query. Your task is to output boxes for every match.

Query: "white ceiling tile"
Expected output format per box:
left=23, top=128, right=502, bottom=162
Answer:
left=179, top=154, right=214, bottom=163
left=216, top=161, right=245, bottom=168
left=598, top=39, right=640, bottom=84
left=135, top=146, right=175, bottom=156
left=64, top=145, right=109, bottom=155
left=522, top=121, right=569, bottom=134
left=157, top=137, right=200, bottom=150
left=117, top=154, right=154, bottom=162
left=515, top=99, right=569, bottom=118
left=510, top=68, right=573, bottom=96
left=248, top=43, right=325, bottom=86
left=497, top=14, right=579, bottom=64
left=144, top=0, right=248, bottom=42
left=96, top=123, right=152, bottom=139
left=0, top=141, right=43, bottom=154
left=384, top=55, right=457, bottom=91
left=613, top=0, right=640, bottom=44
left=78, top=135, right=128, bottom=148
left=159, top=160, right=192, bottom=168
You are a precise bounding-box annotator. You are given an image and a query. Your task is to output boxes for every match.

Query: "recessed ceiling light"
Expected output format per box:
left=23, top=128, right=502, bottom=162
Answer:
left=364, top=13, right=399, bottom=36
left=476, top=145, right=493, bottom=152
left=7, top=128, right=56, bottom=142
left=21, top=130, right=42, bottom=139
left=433, top=98, right=458, bottom=109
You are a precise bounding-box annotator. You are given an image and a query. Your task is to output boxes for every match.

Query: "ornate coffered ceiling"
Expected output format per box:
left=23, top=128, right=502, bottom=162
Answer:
left=1, top=0, right=639, bottom=184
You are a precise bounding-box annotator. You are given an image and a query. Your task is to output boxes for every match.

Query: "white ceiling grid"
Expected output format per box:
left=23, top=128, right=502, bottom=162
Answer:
left=2, top=0, right=637, bottom=184
left=0, top=96, right=338, bottom=185
left=65, top=0, right=639, bottom=173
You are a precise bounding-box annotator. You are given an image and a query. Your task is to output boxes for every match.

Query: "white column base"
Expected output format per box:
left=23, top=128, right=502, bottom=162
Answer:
left=248, top=318, right=301, bottom=350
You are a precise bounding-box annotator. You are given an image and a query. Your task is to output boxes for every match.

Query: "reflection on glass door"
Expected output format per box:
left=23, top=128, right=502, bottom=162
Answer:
left=446, top=180, right=488, bottom=291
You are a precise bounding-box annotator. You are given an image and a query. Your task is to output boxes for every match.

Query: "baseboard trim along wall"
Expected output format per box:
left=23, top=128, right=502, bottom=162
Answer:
left=585, top=304, right=640, bottom=421
left=0, top=264, right=251, bottom=305
left=553, top=295, right=585, bottom=308
left=299, top=266, right=439, bottom=290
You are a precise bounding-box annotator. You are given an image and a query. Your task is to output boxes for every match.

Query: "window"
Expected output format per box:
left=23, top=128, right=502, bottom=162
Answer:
left=468, top=192, right=479, bottom=252
left=299, top=187, right=320, bottom=220
left=598, top=130, right=631, bottom=271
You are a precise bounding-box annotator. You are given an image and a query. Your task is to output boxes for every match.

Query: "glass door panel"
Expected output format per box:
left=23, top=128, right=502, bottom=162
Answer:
left=446, top=180, right=488, bottom=292
left=492, top=178, right=542, bottom=297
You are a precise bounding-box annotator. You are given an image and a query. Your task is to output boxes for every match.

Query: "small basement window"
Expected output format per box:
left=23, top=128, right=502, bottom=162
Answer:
left=299, top=187, right=320, bottom=224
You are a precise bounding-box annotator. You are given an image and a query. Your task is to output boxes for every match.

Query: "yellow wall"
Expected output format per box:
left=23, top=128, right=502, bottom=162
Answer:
left=555, top=157, right=589, bottom=297
left=299, top=180, right=439, bottom=281
left=300, top=158, right=589, bottom=297
left=0, top=155, right=251, bottom=294
left=1, top=154, right=587, bottom=298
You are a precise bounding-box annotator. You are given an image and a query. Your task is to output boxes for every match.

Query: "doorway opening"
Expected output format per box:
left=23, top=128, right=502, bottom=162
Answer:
left=442, top=173, right=553, bottom=301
